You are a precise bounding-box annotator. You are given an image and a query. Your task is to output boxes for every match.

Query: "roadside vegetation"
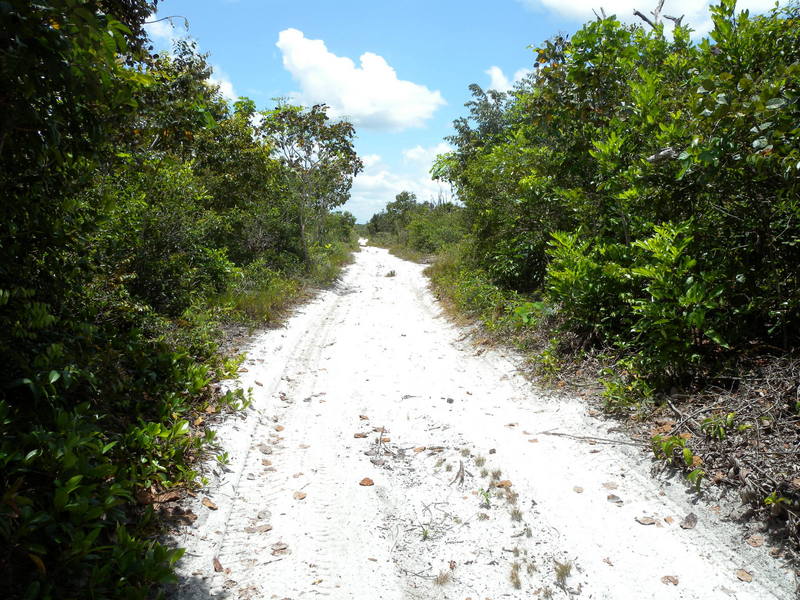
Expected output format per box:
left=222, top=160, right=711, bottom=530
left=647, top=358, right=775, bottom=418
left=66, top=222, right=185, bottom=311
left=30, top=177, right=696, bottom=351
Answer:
left=371, top=1, right=800, bottom=549
left=365, top=191, right=466, bottom=262
left=0, top=2, right=360, bottom=598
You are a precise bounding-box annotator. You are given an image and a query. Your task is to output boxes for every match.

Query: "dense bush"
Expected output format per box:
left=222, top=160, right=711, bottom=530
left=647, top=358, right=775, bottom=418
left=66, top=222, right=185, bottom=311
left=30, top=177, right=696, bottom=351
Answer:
left=430, top=0, right=800, bottom=387
left=0, top=2, right=360, bottom=598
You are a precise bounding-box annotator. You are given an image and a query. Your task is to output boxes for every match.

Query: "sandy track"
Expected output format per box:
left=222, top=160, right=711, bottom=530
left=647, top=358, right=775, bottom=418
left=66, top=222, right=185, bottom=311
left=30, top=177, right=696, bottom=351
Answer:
left=168, top=245, right=797, bottom=599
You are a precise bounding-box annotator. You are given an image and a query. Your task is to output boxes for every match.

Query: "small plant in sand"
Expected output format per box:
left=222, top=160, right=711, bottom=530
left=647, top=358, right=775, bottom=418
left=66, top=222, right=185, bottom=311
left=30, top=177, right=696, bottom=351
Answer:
left=421, top=527, right=430, bottom=541
left=474, top=455, right=486, bottom=467
left=505, top=490, right=519, bottom=505
left=460, top=448, right=471, bottom=457
left=434, top=570, right=451, bottom=586
left=385, top=270, right=396, bottom=277
left=445, top=463, right=453, bottom=472
left=477, top=512, right=489, bottom=521
left=491, top=468, right=502, bottom=480
left=510, top=508, right=523, bottom=522
left=510, top=562, right=522, bottom=589
left=480, top=468, right=488, bottom=478
left=554, top=559, right=572, bottom=587
left=478, top=488, right=491, bottom=508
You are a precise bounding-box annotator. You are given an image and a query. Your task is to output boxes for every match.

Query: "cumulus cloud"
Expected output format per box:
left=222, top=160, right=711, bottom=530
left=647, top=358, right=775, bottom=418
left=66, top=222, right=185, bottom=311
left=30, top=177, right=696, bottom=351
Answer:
left=209, top=66, right=237, bottom=102
left=346, top=143, right=454, bottom=221
left=402, top=142, right=453, bottom=165
left=485, top=66, right=532, bottom=93
left=516, top=0, right=782, bottom=34
left=276, top=28, right=446, bottom=131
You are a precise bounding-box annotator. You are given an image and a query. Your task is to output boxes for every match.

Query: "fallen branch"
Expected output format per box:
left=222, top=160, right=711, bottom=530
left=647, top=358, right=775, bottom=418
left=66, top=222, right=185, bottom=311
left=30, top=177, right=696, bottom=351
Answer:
left=538, top=429, right=646, bottom=447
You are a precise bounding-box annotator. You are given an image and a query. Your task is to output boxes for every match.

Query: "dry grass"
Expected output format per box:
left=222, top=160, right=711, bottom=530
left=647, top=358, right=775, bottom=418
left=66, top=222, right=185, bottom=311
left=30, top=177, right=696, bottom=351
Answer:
left=433, top=570, right=451, bottom=586
left=554, top=560, right=572, bottom=587
left=509, top=562, right=521, bottom=589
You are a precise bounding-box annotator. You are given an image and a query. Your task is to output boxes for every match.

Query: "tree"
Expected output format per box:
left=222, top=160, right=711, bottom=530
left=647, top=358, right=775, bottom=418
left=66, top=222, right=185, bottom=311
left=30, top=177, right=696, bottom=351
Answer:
left=262, top=103, right=363, bottom=263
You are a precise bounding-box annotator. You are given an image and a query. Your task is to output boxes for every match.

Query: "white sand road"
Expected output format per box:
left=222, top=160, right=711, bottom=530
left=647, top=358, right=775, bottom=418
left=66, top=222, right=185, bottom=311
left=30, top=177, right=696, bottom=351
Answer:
left=167, top=243, right=797, bottom=600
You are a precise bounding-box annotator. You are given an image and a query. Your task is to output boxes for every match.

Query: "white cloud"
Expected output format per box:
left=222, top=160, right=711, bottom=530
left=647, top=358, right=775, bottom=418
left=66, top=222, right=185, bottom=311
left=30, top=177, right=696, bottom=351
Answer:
left=143, top=15, right=188, bottom=46
left=275, top=28, right=446, bottom=131
left=516, top=0, right=781, bottom=35
left=402, top=142, right=453, bottom=166
left=485, top=66, right=532, bottom=93
left=209, top=65, right=237, bottom=102
left=345, top=144, right=453, bottom=221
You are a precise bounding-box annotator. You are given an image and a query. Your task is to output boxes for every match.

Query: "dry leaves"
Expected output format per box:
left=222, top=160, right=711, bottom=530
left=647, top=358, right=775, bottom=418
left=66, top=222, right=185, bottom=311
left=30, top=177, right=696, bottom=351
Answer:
left=271, top=542, right=289, bottom=556
left=528, top=438, right=539, bottom=443
left=413, top=446, right=426, bottom=453
left=354, top=432, right=367, bottom=438
left=736, top=569, right=753, bottom=582
left=573, top=486, right=584, bottom=494
left=636, top=516, right=656, bottom=525
left=274, top=425, right=284, bottom=432
left=359, top=477, right=374, bottom=486
left=607, top=494, right=623, bottom=506
left=380, top=437, right=390, bottom=443
left=602, top=482, right=618, bottom=490
left=745, top=534, right=764, bottom=548
left=201, top=497, right=218, bottom=510
left=359, top=415, right=369, bottom=420
left=495, top=480, right=513, bottom=489
left=213, top=557, right=223, bottom=572
left=293, top=491, right=307, bottom=500
left=244, top=524, right=272, bottom=534
left=254, top=381, right=263, bottom=387
left=661, top=576, right=679, bottom=586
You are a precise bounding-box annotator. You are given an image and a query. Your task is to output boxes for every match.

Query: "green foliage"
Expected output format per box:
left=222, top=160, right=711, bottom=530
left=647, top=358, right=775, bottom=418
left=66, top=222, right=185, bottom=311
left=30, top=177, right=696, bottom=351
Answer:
left=367, top=191, right=467, bottom=256
left=0, top=3, right=359, bottom=598
left=433, top=1, right=800, bottom=390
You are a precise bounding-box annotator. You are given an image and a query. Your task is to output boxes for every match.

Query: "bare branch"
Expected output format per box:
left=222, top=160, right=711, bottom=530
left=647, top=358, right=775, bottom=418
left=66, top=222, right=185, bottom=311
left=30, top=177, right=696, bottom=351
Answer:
left=633, top=9, right=657, bottom=29
left=650, top=0, right=666, bottom=23
left=664, top=14, right=685, bottom=27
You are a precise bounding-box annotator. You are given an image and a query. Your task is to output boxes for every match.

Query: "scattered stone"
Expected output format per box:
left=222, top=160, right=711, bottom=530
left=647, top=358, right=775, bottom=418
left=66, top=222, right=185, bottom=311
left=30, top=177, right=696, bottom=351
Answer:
left=680, top=513, right=698, bottom=530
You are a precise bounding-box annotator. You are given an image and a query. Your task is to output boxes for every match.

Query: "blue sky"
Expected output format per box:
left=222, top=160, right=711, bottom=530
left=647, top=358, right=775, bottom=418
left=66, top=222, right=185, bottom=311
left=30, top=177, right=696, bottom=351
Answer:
left=145, top=0, right=779, bottom=221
